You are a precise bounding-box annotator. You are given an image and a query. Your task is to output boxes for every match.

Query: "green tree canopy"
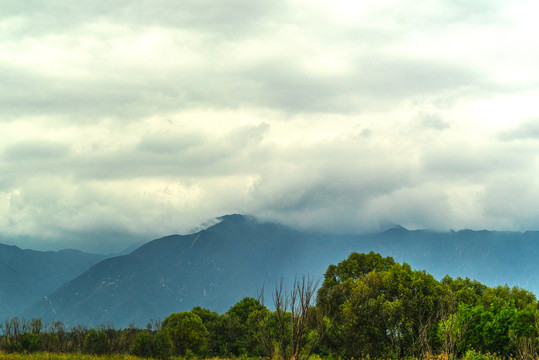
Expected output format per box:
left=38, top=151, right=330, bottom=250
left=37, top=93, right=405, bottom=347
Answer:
left=162, top=311, right=209, bottom=356
left=226, top=297, right=271, bottom=356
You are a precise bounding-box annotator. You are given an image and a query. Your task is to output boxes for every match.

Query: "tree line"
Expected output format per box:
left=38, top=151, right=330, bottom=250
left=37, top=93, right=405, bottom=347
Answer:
left=1, top=251, right=538, bottom=360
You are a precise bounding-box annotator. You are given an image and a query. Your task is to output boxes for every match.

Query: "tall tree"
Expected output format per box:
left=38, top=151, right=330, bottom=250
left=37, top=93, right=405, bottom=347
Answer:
left=162, top=311, right=209, bottom=356
left=227, top=297, right=271, bottom=356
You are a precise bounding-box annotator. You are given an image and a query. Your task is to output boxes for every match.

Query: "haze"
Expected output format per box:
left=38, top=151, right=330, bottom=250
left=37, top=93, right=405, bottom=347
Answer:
left=2, top=0, right=539, bottom=253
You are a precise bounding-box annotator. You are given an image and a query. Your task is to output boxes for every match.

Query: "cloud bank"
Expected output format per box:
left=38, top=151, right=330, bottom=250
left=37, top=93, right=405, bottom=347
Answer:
left=2, top=0, right=539, bottom=252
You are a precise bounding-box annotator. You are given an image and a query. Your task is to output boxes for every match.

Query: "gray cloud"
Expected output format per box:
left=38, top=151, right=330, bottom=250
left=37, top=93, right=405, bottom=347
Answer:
left=0, top=0, right=286, bottom=38
left=137, top=132, right=205, bottom=155
left=498, top=119, right=539, bottom=140
left=357, top=58, right=482, bottom=99
left=0, top=123, right=269, bottom=187
left=4, top=140, right=70, bottom=161
left=415, top=113, right=451, bottom=131
left=246, top=137, right=421, bottom=233
left=1, top=0, right=539, bottom=252
left=421, top=141, right=536, bottom=181
left=0, top=0, right=493, bottom=122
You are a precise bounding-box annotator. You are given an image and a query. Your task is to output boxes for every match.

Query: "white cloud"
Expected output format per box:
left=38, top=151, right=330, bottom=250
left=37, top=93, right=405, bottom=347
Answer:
left=2, top=0, right=539, bottom=251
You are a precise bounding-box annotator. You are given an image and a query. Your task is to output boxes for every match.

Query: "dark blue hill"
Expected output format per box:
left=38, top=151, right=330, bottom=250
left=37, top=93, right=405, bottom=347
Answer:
left=0, top=244, right=106, bottom=320
left=23, top=215, right=306, bottom=327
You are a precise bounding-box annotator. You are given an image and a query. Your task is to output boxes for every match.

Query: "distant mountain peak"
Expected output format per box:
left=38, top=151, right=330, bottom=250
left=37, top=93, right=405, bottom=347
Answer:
left=217, top=214, right=255, bottom=223
left=381, top=224, right=409, bottom=233
left=203, top=214, right=257, bottom=232
left=187, top=214, right=254, bottom=234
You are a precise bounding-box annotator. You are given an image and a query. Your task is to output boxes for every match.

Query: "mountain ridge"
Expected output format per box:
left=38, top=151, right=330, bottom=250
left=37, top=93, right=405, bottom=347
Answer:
left=0, top=244, right=107, bottom=320
left=4, top=214, right=539, bottom=328
left=23, top=215, right=306, bottom=327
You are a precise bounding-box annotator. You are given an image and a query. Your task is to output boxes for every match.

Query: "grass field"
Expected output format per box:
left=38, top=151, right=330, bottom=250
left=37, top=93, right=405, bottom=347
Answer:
left=0, top=353, right=145, bottom=360
left=0, top=354, right=242, bottom=360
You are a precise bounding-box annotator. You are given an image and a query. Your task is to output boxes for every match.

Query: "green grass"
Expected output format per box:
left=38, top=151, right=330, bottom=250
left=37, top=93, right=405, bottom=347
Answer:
left=0, top=352, right=144, bottom=360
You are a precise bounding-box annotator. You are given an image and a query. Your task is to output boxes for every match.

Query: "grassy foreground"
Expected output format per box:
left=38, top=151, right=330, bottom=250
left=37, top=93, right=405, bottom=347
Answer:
left=0, top=354, right=524, bottom=360
left=0, top=354, right=242, bottom=360
left=0, top=353, right=149, bottom=360
left=0, top=355, right=238, bottom=360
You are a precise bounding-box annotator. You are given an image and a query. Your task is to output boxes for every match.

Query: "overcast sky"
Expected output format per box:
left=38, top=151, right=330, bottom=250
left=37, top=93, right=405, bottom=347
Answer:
left=2, top=0, right=539, bottom=252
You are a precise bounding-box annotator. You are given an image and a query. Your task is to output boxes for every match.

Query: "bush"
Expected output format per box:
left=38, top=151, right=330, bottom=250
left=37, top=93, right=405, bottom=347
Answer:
left=3, top=341, right=22, bottom=353
left=41, top=333, right=61, bottom=352
left=132, top=331, right=154, bottom=358
left=83, top=329, right=111, bottom=355
left=463, top=349, right=503, bottom=360
left=154, top=330, right=173, bottom=360
left=19, top=333, right=42, bottom=353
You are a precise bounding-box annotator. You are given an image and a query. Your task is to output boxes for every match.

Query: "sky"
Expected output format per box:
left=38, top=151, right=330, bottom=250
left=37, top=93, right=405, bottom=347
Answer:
left=2, top=0, right=539, bottom=253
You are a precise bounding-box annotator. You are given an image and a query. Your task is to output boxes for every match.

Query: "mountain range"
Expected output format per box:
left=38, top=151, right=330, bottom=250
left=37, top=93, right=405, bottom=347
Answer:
left=1, top=214, right=538, bottom=328
left=0, top=244, right=106, bottom=321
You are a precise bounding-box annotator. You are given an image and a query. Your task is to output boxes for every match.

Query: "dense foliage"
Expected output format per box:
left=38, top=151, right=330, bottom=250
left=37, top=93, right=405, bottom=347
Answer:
left=1, top=251, right=538, bottom=360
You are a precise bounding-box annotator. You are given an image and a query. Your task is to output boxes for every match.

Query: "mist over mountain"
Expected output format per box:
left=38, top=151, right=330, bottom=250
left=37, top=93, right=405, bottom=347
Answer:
left=3, top=214, right=538, bottom=328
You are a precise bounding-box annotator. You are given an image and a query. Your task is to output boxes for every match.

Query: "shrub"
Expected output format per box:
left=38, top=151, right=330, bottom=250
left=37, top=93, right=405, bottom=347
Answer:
left=19, top=333, right=42, bottom=353
left=132, top=331, right=154, bottom=358
left=83, top=329, right=111, bottom=355
left=154, top=330, right=173, bottom=360
left=463, top=349, right=503, bottom=360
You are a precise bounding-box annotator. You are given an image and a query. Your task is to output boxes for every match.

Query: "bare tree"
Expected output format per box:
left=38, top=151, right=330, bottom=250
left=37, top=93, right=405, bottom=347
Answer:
left=70, top=324, right=88, bottom=352
left=150, top=318, right=162, bottom=332
left=273, top=275, right=325, bottom=360
left=274, top=278, right=290, bottom=360
left=30, top=318, right=42, bottom=334
left=48, top=321, right=66, bottom=352
left=9, top=317, right=24, bottom=343
left=3, top=318, right=13, bottom=344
